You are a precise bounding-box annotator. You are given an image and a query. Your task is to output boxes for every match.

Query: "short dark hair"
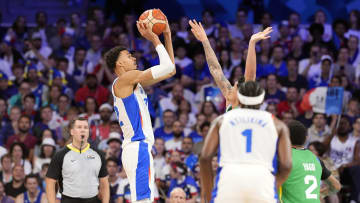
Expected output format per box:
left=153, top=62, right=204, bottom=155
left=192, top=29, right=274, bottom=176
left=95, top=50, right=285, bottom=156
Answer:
left=57, top=57, right=69, bottom=64
left=163, top=109, right=175, bottom=116
left=288, top=120, right=307, bottom=146
left=19, top=115, right=31, bottom=123
left=237, top=76, right=264, bottom=109
left=200, top=121, right=211, bottom=131
left=308, top=141, right=326, bottom=157
left=68, top=117, right=88, bottom=131
left=106, top=157, right=118, bottom=166
left=105, top=46, right=127, bottom=71
left=25, top=173, right=39, bottom=184
left=1, top=153, right=11, bottom=163
left=24, top=93, right=36, bottom=102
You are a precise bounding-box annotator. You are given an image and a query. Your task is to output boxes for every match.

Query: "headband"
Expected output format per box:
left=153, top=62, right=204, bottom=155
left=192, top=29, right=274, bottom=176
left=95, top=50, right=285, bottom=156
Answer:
left=237, top=91, right=265, bottom=105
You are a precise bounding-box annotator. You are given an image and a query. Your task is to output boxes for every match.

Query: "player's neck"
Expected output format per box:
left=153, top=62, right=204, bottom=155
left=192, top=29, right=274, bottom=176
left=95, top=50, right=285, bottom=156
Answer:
left=71, top=142, right=88, bottom=150
left=292, top=145, right=305, bottom=150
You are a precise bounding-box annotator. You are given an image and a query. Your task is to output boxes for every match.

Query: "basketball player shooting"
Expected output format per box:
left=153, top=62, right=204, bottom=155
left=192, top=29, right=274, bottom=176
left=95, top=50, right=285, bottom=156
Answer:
left=189, top=19, right=272, bottom=109
left=105, top=9, right=175, bottom=203
left=199, top=79, right=292, bottom=203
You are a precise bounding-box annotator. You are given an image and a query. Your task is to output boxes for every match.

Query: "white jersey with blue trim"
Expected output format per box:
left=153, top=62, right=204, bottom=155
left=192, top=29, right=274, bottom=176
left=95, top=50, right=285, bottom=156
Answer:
left=218, top=108, right=278, bottom=172
left=112, top=78, right=154, bottom=147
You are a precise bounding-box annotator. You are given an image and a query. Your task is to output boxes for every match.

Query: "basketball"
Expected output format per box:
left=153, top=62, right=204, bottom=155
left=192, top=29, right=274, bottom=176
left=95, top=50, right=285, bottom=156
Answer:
left=139, top=9, right=167, bottom=35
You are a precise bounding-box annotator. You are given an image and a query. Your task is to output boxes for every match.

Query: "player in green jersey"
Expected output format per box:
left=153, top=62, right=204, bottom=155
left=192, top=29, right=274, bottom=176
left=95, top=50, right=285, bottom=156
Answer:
left=280, top=120, right=341, bottom=203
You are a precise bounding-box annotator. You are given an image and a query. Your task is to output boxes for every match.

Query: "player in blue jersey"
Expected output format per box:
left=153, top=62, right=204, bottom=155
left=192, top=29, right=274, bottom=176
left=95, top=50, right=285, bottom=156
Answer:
left=105, top=14, right=175, bottom=203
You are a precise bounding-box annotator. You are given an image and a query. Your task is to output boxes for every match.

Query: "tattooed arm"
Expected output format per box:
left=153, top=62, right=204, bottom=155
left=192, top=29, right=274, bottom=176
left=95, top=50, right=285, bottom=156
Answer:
left=189, top=20, right=233, bottom=100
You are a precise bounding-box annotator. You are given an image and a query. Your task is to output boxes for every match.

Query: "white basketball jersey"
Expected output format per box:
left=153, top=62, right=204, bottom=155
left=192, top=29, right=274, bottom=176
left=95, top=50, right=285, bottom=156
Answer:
left=112, top=78, right=154, bottom=147
left=330, top=134, right=358, bottom=168
left=219, top=108, right=278, bottom=172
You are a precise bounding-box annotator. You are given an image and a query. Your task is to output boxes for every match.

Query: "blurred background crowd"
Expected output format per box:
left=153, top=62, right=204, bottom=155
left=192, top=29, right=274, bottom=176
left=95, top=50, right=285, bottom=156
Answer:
left=0, top=0, right=360, bottom=203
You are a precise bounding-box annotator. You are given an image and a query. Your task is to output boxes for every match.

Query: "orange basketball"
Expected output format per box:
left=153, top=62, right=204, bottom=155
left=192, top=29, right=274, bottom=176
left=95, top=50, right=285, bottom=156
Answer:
left=139, top=9, right=167, bottom=35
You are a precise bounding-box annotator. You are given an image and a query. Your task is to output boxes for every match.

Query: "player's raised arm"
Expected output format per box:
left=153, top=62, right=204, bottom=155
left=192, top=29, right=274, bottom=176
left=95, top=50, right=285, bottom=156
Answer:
left=140, top=11, right=176, bottom=87
left=189, top=20, right=233, bottom=100
left=274, top=118, right=292, bottom=189
left=245, top=27, right=273, bottom=81
left=199, top=116, right=222, bottom=203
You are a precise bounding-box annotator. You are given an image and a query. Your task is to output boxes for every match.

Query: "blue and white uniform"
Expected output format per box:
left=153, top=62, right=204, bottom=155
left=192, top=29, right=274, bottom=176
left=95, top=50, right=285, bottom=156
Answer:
left=112, top=79, right=155, bottom=202
left=212, top=108, right=278, bottom=203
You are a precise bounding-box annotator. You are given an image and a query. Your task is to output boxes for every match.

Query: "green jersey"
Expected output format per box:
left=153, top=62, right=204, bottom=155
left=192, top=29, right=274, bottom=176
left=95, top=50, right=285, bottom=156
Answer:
left=279, top=148, right=330, bottom=203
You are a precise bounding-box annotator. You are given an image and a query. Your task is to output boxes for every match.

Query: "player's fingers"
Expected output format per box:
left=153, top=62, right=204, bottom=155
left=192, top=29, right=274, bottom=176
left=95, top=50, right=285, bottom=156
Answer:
left=199, top=22, right=204, bottom=30
left=189, top=20, right=195, bottom=27
left=264, top=36, right=271, bottom=39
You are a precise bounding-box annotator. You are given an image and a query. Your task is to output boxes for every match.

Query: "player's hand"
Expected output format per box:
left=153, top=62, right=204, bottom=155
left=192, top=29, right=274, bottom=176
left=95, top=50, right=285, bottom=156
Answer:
left=159, top=9, right=171, bottom=35
left=250, top=27, right=273, bottom=43
left=189, top=19, right=208, bottom=42
left=136, top=21, right=160, bottom=43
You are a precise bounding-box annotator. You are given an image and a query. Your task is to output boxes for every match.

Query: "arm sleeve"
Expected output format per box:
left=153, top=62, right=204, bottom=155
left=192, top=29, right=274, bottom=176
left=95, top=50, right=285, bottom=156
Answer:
left=97, top=150, right=108, bottom=178
left=46, top=150, right=66, bottom=180
left=150, top=44, right=175, bottom=79
left=320, top=159, right=331, bottom=180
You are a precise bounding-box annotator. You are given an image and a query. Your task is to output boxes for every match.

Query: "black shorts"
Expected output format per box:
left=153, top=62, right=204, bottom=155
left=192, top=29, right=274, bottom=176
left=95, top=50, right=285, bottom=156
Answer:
left=61, top=195, right=101, bottom=203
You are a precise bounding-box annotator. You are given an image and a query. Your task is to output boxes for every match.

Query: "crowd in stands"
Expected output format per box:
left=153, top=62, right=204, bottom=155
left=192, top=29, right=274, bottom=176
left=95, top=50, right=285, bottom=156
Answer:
left=0, top=5, right=359, bottom=203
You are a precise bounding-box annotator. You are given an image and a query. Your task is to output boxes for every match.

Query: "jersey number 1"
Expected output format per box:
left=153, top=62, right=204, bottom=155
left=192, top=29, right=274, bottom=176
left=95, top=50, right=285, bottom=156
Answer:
left=241, top=129, right=252, bottom=153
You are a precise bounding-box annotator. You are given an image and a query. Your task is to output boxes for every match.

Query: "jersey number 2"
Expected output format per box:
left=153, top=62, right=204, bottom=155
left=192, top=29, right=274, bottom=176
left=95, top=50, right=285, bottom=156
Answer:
left=241, top=129, right=252, bottom=153
left=304, top=175, right=318, bottom=199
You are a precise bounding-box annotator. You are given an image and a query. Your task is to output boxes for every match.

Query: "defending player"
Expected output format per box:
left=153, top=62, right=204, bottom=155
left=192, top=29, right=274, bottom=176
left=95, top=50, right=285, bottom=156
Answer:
left=200, top=78, right=292, bottom=203
left=105, top=13, right=175, bottom=202
left=280, top=120, right=341, bottom=203
left=189, top=20, right=272, bottom=109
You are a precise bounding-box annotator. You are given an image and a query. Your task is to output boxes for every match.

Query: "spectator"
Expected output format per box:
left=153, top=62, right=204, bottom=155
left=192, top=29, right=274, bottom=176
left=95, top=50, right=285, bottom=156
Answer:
left=281, top=110, right=295, bottom=125
left=8, top=81, right=31, bottom=113
left=22, top=94, right=36, bottom=121
left=192, top=121, right=210, bottom=155
left=175, top=44, right=192, bottom=71
left=177, top=100, right=196, bottom=133
left=6, top=115, right=37, bottom=154
left=308, top=55, right=333, bottom=89
left=43, top=84, right=61, bottom=112
left=288, top=12, right=309, bottom=40
left=75, top=74, right=110, bottom=106
left=106, top=157, right=121, bottom=203
left=32, top=106, right=62, bottom=141
left=32, top=138, right=56, bottom=174
left=24, top=32, right=52, bottom=71
left=273, top=22, right=291, bottom=53
left=9, top=143, right=31, bottom=175
left=53, top=57, right=79, bottom=94
left=68, top=47, right=95, bottom=84
left=299, top=44, right=322, bottom=80
left=0, top=72, right=17, bottom=101
left=227, top=8, right=247, bottom=39
left=153, top=138, right=166, bottom=181
left=296, top=110, right=314, bottom=128
left=202, top=10, right=217, bottom=37
left=329, top=116, right=360, bottom=202
left=277, top=87, right=304, bottom=118
left=57, top=94, right=70, bottom=119
left=168, top=187, right=186, bottom=203
left=168, top=162, right=198, bottom=202
left=199, top=101, right=218, bottom=122
left=264, top=74, right=286, bottom=104
left=30, top=11, right=52, bottom=46
left=104, top=132, right=122, bottom=166
left=181, top=137, right=198, bottom=171
left=288, top=36, right=306, bottom=61
left=279, top=58, right=308, bottom=96
left=345, top=99, right=360, bottom=124
left=306, top=113, right=332, bottom=146
left=0, top=181, right=14, bottom=203
left=0, top=37, right=23, bottom=70
left=154, top=110, right=176, bottom=142
left=85, top=34, right=102, bottom=67
left=24, top=64, right=48, bottom=107
left=180, top=52, right=211, bottom=92
left=15, top=174, right=46, bottom=203
left=165, top=121, right=184, bottom=151
left=265, top=102, right=278, bottom=117
left=314, top=10, right=332, bottom=42
left=0, top=154, right=13, bottom=184
left=53, top=30, right=75, bottom=61
left=4, top=165, right=25, bottom=200
left=90, top=103, right=112, bottom=141
left=333, top=47, right=356, bottom=83
left=331, top=19, right=349, bottom=50
left=79, top=96, right=100, bottom=126
left=0, top=106, right=21, bottom=146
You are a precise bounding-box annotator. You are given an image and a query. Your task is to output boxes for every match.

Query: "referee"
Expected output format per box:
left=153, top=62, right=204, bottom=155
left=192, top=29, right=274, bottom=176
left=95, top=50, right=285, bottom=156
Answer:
left=45, top=117, right=110, bottom=203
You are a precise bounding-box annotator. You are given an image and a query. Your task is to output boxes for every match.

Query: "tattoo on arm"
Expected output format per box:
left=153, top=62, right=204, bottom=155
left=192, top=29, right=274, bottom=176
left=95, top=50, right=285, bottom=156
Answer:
left=202, top=40, right=232, bottom=94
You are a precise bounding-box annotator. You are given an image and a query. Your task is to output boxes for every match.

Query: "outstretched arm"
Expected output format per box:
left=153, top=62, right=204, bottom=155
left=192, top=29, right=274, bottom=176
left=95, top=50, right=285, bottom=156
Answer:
left=189, top=20, right=232, bottom=99
left=245, top=27, right=273, bottom=81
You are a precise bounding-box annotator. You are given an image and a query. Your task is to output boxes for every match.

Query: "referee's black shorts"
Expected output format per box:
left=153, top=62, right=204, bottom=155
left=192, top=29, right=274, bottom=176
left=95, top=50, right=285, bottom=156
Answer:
left=61, top=195, right=101, bottom=203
